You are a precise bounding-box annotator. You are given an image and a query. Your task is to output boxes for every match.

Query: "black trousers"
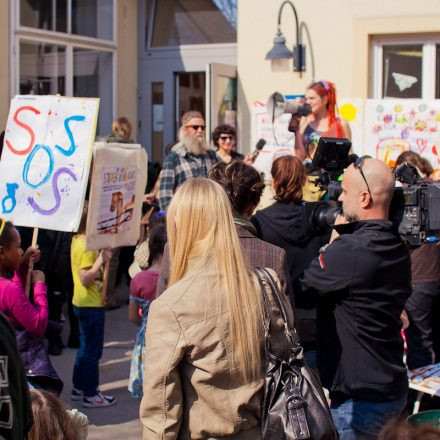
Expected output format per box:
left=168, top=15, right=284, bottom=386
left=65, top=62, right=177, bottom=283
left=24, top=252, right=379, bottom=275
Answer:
left=405, top=281, right=440, bottom=370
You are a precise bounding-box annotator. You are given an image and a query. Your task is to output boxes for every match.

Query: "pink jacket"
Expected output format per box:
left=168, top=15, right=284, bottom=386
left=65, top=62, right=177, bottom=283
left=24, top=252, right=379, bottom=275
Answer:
left=0, top=270, right=48, bottom=337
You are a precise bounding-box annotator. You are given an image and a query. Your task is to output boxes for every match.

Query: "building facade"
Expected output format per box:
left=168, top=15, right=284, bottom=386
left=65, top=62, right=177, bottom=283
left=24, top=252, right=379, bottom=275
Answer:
left=2, top=0, right=440, bottom=162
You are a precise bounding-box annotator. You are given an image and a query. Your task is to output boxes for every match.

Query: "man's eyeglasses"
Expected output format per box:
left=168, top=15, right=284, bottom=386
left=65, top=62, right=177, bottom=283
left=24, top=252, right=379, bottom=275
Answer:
left=186, top=125, right=205, bottom=131
left=353, top=156, right=373, bottom=202
left=219, top=135, right=234, bottom=141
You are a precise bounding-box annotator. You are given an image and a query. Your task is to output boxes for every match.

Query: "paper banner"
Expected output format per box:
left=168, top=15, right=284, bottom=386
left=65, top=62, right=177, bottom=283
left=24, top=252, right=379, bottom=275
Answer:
left=86, top=143, right=148, bottom=250
left=363, top=99, right=440, bottom=169
left=0, top=95, right=99, bottom=231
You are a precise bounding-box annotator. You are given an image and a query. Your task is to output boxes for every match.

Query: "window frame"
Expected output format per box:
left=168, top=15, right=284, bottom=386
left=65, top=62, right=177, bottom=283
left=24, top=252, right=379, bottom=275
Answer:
left=11, top=0, right=117, bottom=127
left=145, top=0, right=237, bottom=50
left=371, top=35, right=439, bottom=99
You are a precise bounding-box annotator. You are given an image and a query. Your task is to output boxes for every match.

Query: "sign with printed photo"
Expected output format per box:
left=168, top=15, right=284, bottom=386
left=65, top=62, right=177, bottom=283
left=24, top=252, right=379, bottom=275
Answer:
left=86, top=143, right=148, bottom=250
left=0, top=95, right=99, bottom=231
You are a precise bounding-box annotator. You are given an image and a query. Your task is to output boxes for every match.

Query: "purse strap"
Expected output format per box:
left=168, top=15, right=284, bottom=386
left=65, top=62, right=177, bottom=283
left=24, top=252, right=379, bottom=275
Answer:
left=255, top=267, right=297, bottom=346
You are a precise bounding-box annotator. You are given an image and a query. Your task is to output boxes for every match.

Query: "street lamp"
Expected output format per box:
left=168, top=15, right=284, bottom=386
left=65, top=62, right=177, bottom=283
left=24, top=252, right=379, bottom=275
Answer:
left=265, top=1, right=305, bottom=73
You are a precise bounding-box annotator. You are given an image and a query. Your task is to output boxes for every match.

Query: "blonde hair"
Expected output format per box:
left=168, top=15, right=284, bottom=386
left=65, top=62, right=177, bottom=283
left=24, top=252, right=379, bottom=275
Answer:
left=167, top=178, right=264, bottom=380
left=112, top=116, right=132, bottom=139
left=27, top=390, right=79, bottom=440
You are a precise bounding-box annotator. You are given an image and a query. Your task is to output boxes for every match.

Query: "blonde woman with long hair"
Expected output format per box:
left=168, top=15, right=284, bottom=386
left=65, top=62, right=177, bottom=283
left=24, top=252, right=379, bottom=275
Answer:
left=139, top=178, right=294, bottom=439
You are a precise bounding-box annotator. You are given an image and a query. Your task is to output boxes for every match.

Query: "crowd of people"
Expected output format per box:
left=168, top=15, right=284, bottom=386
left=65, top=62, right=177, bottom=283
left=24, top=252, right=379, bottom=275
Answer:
left=0, top=80, right=440, bottom=439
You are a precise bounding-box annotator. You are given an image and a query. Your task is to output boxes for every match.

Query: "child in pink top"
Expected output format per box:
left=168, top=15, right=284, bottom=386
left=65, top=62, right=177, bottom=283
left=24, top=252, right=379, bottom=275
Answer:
left=128, top=224, right=166, bottom=397
left=0, top=220, right=47, bottom=337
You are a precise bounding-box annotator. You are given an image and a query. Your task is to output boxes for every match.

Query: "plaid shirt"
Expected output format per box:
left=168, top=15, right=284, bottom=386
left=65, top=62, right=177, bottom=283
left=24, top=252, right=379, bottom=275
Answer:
left=158, top=144, right=218, bottom=210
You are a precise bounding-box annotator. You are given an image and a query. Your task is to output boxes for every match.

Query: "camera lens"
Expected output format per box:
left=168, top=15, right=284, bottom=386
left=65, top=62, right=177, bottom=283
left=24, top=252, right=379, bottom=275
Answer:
left=313, top=204, right=342, bottom=232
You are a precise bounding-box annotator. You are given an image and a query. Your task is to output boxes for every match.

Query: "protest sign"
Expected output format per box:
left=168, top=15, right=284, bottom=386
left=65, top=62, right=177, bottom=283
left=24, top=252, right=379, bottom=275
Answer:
left=85, top=143, right=148, bottom=250
left=363, top=99, right=440, bottom=169
left=0, top=95, right=99, bottom=231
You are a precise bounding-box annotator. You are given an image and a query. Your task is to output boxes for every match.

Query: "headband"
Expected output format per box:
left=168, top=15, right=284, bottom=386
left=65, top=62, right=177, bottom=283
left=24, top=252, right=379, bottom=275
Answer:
left=0, top=218, right=6, bottom=239
left=321, top=80, right=330, bottom=91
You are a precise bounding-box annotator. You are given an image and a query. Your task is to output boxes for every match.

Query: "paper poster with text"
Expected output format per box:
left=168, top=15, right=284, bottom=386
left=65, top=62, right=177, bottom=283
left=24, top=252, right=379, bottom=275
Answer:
left=86, top=143, right=148, bottom=250
left=0, top=95, right=99, bottom=231
left=363, top=99, right=440, bottom=170
left=252, top=99, right=296, bottom=181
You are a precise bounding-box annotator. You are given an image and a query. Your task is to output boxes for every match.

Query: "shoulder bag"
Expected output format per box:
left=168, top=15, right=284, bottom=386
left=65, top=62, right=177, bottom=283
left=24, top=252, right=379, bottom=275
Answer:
left=255, top=267, right=338, bottom=440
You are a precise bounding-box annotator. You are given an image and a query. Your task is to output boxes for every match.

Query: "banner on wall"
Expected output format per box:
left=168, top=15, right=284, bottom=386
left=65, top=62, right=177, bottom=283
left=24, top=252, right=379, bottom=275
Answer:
left=0, top=95, right=99, bottom=231
left=85, top=142, right=148, bottom=251
left=251, top=98, right=296, bottom=180
left=363, top=99, right=440, bottom=169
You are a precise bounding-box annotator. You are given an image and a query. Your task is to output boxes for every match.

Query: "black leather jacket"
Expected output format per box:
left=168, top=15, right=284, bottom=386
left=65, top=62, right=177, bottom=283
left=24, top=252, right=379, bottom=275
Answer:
left=301, top=220, right=411, bottom=402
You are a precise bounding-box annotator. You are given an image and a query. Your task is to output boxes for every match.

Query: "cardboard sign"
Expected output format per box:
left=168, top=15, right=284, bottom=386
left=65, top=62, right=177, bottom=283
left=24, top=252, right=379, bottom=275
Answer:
left=86, top=142, right=148, bottom=250
left=0, top=95, right=99, bottom=231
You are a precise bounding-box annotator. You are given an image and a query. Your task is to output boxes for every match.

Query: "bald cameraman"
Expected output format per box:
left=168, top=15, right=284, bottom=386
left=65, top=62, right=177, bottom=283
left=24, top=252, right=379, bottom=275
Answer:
left=301, top=158, right=411, bottom=439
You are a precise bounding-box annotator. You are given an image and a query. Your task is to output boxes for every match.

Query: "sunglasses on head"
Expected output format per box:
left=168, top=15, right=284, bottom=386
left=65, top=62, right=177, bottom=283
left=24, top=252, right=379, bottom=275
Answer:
left=219, top=135, right=234, bottom=141
left=353, top=156, right=373, bottom=202
left=186, top=125, right=205, bottom=131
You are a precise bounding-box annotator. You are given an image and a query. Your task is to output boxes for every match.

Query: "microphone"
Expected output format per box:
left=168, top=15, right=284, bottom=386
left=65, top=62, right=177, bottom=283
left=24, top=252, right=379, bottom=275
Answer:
left=248, top=139, right=266, bottom=163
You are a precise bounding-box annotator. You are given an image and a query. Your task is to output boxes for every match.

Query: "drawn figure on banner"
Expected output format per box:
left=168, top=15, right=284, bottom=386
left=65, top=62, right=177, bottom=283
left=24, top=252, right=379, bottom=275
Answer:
left=0, top=95, right=98, bottom=231
left=97, top=167, right=137, bottom=235
left=364, top=100, right=440, bottom=169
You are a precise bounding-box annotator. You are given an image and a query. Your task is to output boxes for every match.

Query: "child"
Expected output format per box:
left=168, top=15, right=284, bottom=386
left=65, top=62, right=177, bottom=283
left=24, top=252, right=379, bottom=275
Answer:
left=28, top=389, right=88, bottom=440
left=128, top=224, right=166, bottom=397
left=0, top=218, right=46, bottom=337
left=70, top=202, right=115, bottom=408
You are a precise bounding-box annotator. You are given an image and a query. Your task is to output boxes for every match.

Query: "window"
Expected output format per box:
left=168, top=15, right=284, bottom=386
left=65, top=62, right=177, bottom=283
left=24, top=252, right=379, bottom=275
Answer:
left=14, top=1, right=116, bottom=136
left=19, top=42, right=66, bottom=95
left=372, top=37, right=439, bottom=99
left=20, top=0, right=114, bottom=40
left=150, top=0, right=237, bottom=47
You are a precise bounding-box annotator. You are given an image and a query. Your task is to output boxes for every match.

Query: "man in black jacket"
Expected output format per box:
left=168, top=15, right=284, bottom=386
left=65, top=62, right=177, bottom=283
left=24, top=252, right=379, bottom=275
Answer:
left=301, top=158, right=411, bottom=439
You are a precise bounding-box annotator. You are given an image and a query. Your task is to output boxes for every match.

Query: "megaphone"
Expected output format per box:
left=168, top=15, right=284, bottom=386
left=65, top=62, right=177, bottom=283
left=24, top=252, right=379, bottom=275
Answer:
left=267, top=92, right=312, bottom=123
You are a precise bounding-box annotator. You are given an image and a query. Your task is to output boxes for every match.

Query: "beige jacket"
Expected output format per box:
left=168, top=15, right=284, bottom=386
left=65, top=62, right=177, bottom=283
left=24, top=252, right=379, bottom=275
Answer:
left=139, top=265, right=293, bottom=440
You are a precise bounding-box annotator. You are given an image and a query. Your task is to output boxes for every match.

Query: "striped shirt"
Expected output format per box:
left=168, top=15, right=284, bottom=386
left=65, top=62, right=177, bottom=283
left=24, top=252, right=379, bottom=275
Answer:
left=158, top=144, right=218, bottom=210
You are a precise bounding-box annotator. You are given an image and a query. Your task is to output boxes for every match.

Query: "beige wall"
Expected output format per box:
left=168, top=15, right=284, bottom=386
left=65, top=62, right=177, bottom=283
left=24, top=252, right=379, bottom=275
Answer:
left=116, top=0, right=138, bottom=140
left=0, top=0, right=10, bottom=130
left=237, top=0, right=440, bottom=151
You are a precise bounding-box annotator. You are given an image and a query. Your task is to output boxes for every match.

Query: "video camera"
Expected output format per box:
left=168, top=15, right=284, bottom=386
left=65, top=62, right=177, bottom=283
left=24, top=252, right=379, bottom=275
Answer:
left=302, top=137, right=440, bottom=246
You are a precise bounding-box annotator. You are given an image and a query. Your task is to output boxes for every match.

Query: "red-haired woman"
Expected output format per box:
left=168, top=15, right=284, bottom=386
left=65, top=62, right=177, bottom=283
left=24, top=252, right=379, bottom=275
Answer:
left=295, top=80, right=351, bottom=160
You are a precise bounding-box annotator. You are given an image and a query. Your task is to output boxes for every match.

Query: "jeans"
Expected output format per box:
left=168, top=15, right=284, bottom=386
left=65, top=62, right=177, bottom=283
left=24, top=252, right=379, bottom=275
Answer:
left=330, top=395, right=407, bottom=439
left=72, top=307, right=105, bottom=397
left=405, top=282, right=440, bottom=370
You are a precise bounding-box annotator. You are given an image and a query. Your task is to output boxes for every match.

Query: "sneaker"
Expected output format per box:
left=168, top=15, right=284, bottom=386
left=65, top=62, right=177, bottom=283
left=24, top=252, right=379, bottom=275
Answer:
left=82, top=392, right=117, bottom=408
left=71, top=387, right=83, bottom=401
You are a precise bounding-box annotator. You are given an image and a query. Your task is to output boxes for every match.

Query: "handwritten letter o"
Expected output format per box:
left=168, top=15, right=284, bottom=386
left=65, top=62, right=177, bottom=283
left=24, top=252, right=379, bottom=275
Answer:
left=22, top=145, right=54, bottom=189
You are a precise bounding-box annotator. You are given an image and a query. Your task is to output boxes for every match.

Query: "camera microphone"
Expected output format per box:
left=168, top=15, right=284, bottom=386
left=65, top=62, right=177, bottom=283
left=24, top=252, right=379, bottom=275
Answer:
left=248, top=138, right=266, bottom=163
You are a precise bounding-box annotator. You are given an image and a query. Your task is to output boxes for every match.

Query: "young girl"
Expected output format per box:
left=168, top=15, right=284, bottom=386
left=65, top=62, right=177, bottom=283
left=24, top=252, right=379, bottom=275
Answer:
left=128, top=223, right=166, bottom=397
left=28, top=389, right=88, bottom=440
left=0, top=218, right=47, bottom=336
left=70, top=202, right=115, bottom=408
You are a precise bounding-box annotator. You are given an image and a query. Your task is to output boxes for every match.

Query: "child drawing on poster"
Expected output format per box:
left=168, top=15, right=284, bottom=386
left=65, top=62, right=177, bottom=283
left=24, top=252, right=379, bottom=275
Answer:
left=97, top=167, right=136, bottom=234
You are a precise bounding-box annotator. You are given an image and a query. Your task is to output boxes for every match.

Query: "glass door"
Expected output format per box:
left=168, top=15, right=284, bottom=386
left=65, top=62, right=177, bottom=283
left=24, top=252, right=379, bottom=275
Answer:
left=206, top=63, right=237, bottom=137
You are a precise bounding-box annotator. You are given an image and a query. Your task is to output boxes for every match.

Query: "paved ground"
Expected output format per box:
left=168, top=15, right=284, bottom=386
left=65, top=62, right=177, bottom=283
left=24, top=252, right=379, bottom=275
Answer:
left=51, top=283, right=143, bottom=439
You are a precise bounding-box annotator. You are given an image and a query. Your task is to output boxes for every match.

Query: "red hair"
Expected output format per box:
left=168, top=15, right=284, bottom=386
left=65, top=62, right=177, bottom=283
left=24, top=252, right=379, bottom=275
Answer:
left=308, top=80, right=343, bottom=137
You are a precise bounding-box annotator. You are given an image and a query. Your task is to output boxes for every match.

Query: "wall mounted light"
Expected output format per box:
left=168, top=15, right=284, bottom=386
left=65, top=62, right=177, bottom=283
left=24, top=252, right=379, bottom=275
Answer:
left=265, top=1, right=305, bottom=73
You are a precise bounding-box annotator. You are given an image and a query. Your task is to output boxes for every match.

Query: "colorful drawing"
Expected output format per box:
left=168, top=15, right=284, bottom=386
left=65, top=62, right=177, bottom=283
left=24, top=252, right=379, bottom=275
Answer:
left=0, top=95, right=99, bottom=231
left=364, top=99, right=440, bottom=168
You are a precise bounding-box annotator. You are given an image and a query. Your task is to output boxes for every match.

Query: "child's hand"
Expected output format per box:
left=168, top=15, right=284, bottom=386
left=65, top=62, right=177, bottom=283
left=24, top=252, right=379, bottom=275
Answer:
left=32, top=270, right=45, bottom=284
left=22, top=246, right=41, bottom=266
left=100, top=249, right=112, bottom=264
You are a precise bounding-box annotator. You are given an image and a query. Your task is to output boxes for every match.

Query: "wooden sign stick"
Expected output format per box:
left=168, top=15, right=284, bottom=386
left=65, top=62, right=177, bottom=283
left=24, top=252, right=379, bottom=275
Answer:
left=25, top=227, right=39, bottom=297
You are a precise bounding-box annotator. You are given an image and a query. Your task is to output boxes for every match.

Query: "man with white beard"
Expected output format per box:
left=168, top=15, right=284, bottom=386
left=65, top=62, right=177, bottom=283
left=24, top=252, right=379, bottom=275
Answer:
left=158, top=111, right=218, bottom=211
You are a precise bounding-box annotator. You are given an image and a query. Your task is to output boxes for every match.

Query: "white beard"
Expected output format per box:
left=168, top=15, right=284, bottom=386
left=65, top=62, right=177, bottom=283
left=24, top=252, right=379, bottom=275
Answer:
left=180, top=131, right=208, bottom=156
